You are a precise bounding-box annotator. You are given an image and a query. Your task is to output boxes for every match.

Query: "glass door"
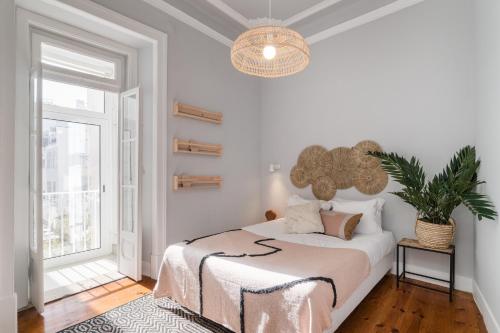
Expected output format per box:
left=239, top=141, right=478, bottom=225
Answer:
left=118, top=87, right=142, bottom=281
left=42, top=119, right=102, bottom=260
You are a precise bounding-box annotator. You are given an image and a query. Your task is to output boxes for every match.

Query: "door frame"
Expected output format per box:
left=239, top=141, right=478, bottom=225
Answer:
left=15, top=5, right=169, bottom=309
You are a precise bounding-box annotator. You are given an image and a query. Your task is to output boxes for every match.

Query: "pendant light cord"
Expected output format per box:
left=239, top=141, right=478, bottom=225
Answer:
left=268, top=0, right=272, bottom=21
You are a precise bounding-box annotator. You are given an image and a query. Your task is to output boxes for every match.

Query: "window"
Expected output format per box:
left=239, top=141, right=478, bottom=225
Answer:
left=33, top=32, right=124, bottom=93
left=42, top=79, right=106, bottom=113
left=41, top=43, right=116, bottom=80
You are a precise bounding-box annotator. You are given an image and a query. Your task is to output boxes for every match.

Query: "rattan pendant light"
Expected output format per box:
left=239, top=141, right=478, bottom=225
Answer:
left=231, top=0, right=310, bottom=78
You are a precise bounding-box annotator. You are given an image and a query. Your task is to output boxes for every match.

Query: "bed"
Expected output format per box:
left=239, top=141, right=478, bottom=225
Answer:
left=153, top=219, right=395, bottom=333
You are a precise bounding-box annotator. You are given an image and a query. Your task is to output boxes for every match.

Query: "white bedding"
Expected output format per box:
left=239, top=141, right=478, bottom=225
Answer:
left=244, top=218, right=395, bottom=267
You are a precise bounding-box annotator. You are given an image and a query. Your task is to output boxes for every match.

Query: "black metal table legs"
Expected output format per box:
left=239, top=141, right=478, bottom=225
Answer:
left=396, top=244, right=455, bottom=302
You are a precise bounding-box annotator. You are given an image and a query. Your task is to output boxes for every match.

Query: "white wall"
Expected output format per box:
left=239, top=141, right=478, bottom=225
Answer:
left=474, top=0, right=500, bottom=330
left=0, top=0, right=18, bottom=331
left=90, top=0, right=263, bottom=247
left=260, top=0, right=476, bottom=289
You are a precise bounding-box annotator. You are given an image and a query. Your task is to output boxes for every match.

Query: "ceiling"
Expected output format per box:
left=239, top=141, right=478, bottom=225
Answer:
left=147, top=0, right=424, bottom=45
left=223, top=0, right=331, bottom=21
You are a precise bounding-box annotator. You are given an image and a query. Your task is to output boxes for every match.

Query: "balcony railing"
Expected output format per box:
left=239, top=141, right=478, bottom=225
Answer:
left=42, top=190, right=100, bottom=259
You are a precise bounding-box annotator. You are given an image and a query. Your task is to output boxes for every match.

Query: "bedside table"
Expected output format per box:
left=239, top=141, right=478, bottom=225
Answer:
left=396, top=238, right=455, bottom=301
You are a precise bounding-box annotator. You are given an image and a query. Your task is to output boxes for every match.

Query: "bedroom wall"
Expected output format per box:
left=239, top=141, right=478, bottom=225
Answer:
left=90, top=0, right=262, bottom=250
left=474, top=0, right=500, bottom=330
left=0, top=0, right=17, bottom=331
left=260, top=0, right=476, bottom=289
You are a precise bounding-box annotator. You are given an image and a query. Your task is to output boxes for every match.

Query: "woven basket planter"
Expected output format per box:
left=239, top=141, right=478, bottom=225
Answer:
left=415, top=219, right=455, bottom=249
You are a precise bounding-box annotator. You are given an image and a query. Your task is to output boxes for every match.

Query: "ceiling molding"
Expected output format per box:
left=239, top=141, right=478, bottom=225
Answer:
left=142, top=0, right=233, bottom=47
left=306, top=0, right=425, bottom=44
left=206, top=0, right=250, bottom=28
left=143, top=0, right=426, bottom=48
left=283, top=0, right=343, bottom=26
left=205, top=0, right=344, bottom=29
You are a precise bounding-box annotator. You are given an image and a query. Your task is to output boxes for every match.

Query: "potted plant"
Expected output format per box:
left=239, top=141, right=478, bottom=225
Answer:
left=369, top=146, right=497, bottom=249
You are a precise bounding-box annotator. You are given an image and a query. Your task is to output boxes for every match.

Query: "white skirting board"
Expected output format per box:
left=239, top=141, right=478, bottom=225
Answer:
left=142, top=260, right=151, bottom=278
left=137, top=257, right=160, bottom=279
left=142, top=253, right=162, bottom=279
left=391, top=262, right=472, bottom=292
left=149, top=254, right=162, bottom=279
left=0, top=294, right=17, bottom=333
left=473, top=282, right=500, bottom=333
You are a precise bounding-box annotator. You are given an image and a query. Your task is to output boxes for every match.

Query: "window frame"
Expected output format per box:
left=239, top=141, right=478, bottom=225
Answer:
left=32, top=30, right=125, bottom=92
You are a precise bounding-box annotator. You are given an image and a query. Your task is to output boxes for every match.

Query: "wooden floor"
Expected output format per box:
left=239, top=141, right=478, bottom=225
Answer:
left=18, top=274, right=486, bottom=333
left=18, top=277, right=155, bottom=333
left=336, top=276, right=486, bottom=333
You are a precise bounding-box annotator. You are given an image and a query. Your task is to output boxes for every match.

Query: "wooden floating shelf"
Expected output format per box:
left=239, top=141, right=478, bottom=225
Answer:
left=173, top=102, right=223, bottom=124
left=173, top=138, right=222, bottom=157
left=173, top=175, right=222, bottom=190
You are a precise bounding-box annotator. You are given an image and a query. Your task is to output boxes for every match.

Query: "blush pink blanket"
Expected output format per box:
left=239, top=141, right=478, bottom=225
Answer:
left=153, top=229, right=370, bottom=333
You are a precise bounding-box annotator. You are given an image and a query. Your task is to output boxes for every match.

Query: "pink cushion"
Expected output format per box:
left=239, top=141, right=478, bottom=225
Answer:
left=320, top=210, right=363, bottom=240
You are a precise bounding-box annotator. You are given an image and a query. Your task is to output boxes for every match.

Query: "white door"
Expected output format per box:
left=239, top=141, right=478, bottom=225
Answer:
left=29, top=68, right=44, bottom=313
left=41, top=115, right=110, bottom=269
left=118, top=87, right=142, bottom=281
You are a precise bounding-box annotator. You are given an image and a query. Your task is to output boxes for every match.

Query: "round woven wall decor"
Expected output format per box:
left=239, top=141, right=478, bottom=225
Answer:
left=290, top=165, right=310, bottom=188
left=353, top=167, right=388, bottom=195
left=353, top=140, right=382, bottom=169
left=290, top=141, right=388, bottom=198
left=308, top=166, right=328, bottom=182
left=312, top=176, right=337, bottom=201
left=329, top=147, right=357, bottom=189
left=297, top=145, right=332, bottom=180
left=298, top=145, right=328, bottom=169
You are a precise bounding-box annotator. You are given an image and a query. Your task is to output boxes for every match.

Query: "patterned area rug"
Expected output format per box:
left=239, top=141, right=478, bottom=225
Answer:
left=58, top=294, right=234, bottom=333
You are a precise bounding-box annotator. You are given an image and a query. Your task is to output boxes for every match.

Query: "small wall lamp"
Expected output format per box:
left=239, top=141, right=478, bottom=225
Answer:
left=269, top=163, right=281, bottom=173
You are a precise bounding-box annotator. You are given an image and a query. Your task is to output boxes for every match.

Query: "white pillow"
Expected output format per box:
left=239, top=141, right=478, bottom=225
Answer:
left=284, top=201, right=324, bottom=234
left=288, top=194, right=333, bottom=211
left=333, top=197, right=385, bottom=226
left=330, top=198, right=385, bottom=234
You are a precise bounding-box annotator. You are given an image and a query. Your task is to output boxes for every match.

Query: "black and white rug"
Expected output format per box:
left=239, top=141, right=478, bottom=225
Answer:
left=58, top=294, right=234, bottom=333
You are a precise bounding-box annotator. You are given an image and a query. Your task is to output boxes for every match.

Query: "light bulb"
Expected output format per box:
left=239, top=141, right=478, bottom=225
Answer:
left=263, top=45, right=276, bottom=60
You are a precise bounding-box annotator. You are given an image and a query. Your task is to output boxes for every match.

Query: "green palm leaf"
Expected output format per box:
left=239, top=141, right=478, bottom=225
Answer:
left=369, top=146, right=497, bottom=224
left=462, top=192, right=497, bottom=220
